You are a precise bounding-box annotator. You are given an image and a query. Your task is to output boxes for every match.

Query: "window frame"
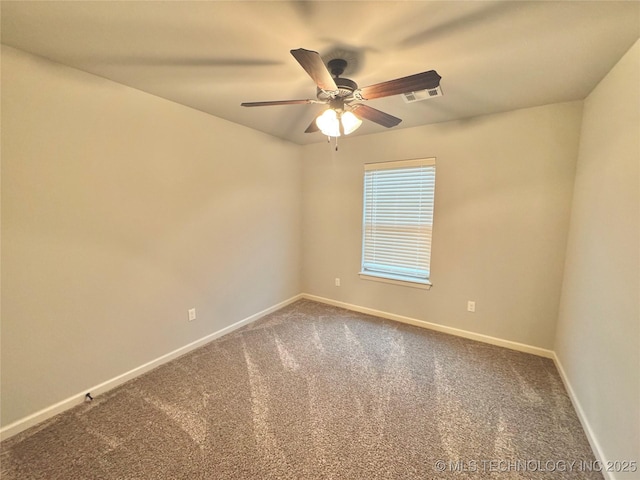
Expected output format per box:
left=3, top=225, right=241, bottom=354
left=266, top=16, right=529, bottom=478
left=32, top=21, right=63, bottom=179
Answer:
left=359, top=157, right=436, bottom=289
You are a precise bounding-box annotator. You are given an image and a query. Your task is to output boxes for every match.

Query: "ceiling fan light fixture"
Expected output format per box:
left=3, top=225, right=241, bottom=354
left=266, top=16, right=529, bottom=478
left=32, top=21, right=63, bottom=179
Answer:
left=315, top=108, right=363, bottom=137
left=341, top=110, right=362, bottom=135
left=316, top=108, right=341, bottom=137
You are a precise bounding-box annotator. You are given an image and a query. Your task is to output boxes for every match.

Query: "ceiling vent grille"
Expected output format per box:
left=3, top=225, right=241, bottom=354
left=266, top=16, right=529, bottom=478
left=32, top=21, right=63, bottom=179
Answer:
left=402, top=85, right=443, bottom=103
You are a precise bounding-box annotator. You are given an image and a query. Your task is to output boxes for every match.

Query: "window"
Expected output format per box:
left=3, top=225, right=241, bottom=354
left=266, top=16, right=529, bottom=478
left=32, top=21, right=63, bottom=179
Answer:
left=360, top=158, right=436, bottom=288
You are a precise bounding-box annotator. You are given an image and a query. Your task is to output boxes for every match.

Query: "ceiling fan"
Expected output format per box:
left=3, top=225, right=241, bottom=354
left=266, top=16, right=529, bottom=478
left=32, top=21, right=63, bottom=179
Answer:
left=241, top=48, right=442, bottom=138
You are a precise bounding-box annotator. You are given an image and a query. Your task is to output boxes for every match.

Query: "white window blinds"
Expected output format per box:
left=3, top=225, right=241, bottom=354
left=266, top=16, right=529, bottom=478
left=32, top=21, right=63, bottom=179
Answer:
left=361, top=158, right=436, bottom=285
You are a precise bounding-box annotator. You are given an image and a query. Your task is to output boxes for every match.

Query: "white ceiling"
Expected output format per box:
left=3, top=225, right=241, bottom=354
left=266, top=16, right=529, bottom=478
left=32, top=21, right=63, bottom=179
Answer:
left=2, top=1, right=639, bottom=145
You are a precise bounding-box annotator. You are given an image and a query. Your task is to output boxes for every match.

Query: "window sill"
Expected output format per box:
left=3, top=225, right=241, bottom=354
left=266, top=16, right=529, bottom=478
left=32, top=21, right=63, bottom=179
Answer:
left=359, top=272, right=432, bottom=290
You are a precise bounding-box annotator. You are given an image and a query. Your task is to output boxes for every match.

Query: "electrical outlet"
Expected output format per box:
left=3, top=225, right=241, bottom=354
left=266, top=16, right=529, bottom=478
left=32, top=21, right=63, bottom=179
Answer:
left=467, top=301, right=476, bottom=313
left=188, top=308, right=196, bottom=321
left=335, top=278, right=341, bottom=287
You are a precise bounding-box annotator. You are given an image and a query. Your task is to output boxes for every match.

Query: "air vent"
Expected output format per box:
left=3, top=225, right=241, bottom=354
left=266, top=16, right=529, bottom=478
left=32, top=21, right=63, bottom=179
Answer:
left=402, top=85, right=443, bottom=103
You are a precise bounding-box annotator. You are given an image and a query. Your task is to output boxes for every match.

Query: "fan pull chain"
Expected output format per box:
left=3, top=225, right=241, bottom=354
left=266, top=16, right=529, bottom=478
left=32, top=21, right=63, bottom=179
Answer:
left=326, top=136, right=339, bottom=151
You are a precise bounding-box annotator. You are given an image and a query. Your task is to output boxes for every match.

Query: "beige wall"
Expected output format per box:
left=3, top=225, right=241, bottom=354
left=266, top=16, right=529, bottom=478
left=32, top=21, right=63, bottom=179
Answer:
left=1, top=46, right=302, bottom=426
left=301, top=101, right=583, bottom=350
left=555, top=40, right=639, bottom=477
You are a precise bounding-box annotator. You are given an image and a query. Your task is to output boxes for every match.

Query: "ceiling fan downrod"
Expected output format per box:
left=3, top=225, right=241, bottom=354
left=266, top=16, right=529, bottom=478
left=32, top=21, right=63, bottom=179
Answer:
left=327, top=58, right=347, bottom=78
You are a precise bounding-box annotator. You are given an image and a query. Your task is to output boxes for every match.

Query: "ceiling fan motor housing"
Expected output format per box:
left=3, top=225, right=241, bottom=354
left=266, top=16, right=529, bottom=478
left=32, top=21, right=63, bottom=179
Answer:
left=317, top=76, right=358, bottom=101
left=315, top=58, right=359, bottom=100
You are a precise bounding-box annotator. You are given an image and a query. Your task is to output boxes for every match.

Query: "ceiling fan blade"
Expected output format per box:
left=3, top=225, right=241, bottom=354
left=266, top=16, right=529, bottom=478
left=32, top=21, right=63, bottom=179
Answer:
left=305, top=118, right=320, bottom=133
left=241, top=99, right=315, bottom=107
left=351, top=104, right=402, bottom=128
left=358, top=70, right=441, bottom=100
left=290, top=48, right=338, bottom=92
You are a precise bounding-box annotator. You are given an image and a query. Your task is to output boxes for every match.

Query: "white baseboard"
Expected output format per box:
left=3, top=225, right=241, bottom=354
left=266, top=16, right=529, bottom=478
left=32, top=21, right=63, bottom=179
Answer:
left=301, top=293, right=555, bottom=359
left=552, top=353, right=612, bottom=480
left=0, top=294, right=303, bottom=441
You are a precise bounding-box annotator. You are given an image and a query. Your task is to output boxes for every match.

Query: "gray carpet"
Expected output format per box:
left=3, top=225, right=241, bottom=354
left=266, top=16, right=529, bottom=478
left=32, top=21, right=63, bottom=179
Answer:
left=1, top=299, right=601, bottom=479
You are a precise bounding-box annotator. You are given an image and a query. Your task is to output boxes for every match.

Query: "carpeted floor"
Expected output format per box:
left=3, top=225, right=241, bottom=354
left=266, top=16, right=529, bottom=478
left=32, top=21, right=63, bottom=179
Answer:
left=1, top=299, right=601, bottom=479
